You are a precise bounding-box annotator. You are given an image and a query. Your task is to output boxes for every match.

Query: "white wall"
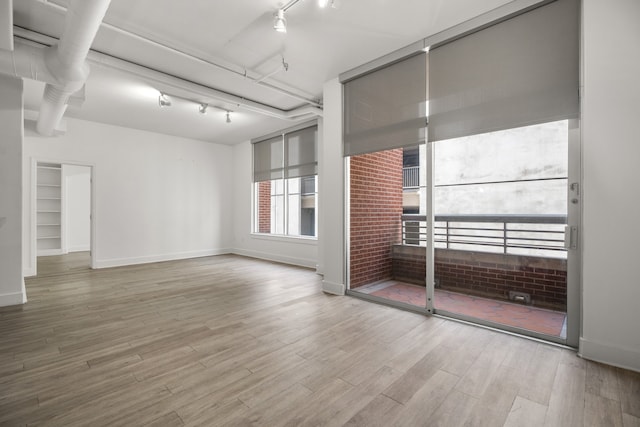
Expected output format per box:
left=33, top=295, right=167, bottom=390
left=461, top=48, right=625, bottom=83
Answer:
left=580, top=0, right=640, bottom=372
left=0, top=75, right=26, bottom=307
left=23, top=117, right=233, bottom=275
left=231, top=140, right=317, bottom=268
left=64, top=165, right=91, bottom=252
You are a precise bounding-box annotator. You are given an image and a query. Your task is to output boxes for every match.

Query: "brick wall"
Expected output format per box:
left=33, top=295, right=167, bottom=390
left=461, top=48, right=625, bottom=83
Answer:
left=391, top=245, right=426, bottom=285
left=258, top=181, right=271, bottom=233
left=391, top=245, right=567, bottom=310
left=350, top=149, right=404, bottom=288
left=435, top=250, right=567, bottom=310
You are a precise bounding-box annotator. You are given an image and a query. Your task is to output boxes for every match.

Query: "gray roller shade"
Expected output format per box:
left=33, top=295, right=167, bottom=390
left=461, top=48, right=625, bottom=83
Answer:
left=428, top=0, right=579, bottom=142
left=253, top=135, right=284, bottom=182
left=285, top=126, right=318, bottom=179
left=253, top=124, right=317, bottom=182
left=344, top=53, right=427, bottom=156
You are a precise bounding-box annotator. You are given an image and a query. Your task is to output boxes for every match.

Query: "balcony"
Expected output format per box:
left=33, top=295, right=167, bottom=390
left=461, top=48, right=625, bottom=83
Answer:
left=350, top=146, right=569, bottom=338
left=402, top=166, right=420, bottom=189
left=391, top=214, right=568, bottom=312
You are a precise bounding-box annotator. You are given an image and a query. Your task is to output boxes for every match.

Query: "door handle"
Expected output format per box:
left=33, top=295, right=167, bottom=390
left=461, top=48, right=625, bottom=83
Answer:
left=564, top=225, right=578, bottom=250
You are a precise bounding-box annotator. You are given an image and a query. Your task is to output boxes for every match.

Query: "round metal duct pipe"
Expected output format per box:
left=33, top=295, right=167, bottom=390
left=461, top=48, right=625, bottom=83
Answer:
left=36, top=0, right=112, bottom=136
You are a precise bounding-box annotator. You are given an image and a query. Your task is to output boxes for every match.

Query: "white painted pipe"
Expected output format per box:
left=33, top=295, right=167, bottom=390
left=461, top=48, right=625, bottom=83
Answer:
left=2, top=35, right=322, bottom=121
left=35, top=0, right=322, bottom=108
left=5, top=25, right=322, bottom=124
left=36, top=0, right=111, bottom=136
left=0, top=40, right=57, bottom=83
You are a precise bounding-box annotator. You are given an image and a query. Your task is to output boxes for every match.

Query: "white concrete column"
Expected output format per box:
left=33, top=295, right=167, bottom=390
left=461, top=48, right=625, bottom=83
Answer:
left=580, top=0, right=640, bottom=372
left=319, top=78, right=346, bottom=295
left=0, top=74, right=26, bottom=306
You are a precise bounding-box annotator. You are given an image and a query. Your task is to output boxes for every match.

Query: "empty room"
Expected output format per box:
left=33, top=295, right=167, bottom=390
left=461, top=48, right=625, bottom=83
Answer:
left=0, top=0, right=639, bottom=425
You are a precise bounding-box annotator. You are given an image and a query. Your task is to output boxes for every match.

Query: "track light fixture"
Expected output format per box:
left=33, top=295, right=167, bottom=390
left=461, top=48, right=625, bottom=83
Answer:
left=158, top=92, right=171, bottom=107
left=155, top=91, right=234, bottom=122
left=273, top=0, right=335, bottom=33
left=273, top=9, right=287, bottom=33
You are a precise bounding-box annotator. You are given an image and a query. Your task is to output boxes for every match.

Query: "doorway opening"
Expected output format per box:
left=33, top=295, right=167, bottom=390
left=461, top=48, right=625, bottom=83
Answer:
left=34, top=162, right=94, bottom=276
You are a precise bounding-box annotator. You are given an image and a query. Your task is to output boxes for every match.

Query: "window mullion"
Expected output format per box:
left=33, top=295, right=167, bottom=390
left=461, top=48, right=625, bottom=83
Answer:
left=283, top=136, right=288, bottom=236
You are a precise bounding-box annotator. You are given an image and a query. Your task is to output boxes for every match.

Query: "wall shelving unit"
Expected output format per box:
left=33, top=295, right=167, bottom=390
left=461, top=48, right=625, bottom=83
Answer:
left=36, top=162, right=64, bottom=256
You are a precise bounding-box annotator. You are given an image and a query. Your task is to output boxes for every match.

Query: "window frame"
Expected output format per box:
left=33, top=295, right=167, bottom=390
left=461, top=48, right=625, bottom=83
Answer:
left=251, top=121, right=318, bottom=240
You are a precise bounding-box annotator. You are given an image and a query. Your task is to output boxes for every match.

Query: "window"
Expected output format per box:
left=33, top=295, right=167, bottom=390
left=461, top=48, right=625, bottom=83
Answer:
left=253, top=124, right=318, bottom=237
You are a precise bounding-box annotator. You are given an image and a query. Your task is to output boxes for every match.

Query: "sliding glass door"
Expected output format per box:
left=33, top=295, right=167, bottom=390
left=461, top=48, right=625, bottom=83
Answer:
left=348, top=146, right=427, bottom=309
left=429, top=120, right=577, bottom=343
left=424, top=0, right=580, bottom=345
left=343, top=0, right=580, bottom=346
left=346, top=121, right=580, bottom=345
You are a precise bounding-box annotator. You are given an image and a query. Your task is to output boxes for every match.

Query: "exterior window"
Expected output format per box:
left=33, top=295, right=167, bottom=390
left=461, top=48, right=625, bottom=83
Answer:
left=253, top=124, right=317, bottom=238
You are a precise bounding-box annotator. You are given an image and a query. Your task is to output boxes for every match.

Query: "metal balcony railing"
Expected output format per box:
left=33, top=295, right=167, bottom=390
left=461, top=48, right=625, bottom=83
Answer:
left=401, top=214, right=568, bottom=257
left=403, top=166, right=420, bottom=189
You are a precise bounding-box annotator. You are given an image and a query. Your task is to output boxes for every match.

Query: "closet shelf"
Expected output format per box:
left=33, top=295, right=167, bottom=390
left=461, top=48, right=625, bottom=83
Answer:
left=37, top=162, right=64, bottom=256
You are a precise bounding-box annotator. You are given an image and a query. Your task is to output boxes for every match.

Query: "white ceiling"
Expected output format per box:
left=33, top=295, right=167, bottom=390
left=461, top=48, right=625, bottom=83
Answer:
left=12, top=0, right=513, bottom=144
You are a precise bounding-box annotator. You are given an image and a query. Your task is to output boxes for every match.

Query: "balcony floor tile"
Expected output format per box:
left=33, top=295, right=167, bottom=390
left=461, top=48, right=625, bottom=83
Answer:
left=355, top=281, right=566, bottom=338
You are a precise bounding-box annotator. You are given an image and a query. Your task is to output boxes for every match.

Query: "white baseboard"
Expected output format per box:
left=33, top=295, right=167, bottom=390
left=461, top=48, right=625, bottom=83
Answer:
left=93, top=248, right=231, bottom=269
left=322, top=280, right=346, bottom=296
left=579, top=337, right=640, bottom=373
left=68, top=245, right=90, bottom=253
left=0, top=290, right=27, bottom=307
left=231, top=248, right=316, bottom=269
left=37, top=248, right=64, bottom=257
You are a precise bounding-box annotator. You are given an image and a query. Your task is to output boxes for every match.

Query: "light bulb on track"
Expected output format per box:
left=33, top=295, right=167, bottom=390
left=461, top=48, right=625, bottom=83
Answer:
left=158, top=93, right=171, bottom=107
left=273, top=9, right=287, bottom=33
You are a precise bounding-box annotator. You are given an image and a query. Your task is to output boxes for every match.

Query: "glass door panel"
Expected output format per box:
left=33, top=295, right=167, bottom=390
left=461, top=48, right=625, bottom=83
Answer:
left=432, top=121, right=570, bottom=340
left=348, top=146, right=427, bottom=309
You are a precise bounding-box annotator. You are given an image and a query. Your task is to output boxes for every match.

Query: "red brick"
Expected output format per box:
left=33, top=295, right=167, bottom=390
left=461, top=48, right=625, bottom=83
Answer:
left=258, top=181, right=271, bottom=233
left=350, top=149, right=404, bottom=287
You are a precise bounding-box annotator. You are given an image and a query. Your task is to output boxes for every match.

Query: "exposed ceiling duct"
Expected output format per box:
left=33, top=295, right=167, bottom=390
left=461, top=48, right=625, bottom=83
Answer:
left=34, top=0, right=322, bottom=109
left=11, top=29, right=323, bottom=122
left=0, top=41, right=56, bottom=82
left=0, top=1, right=110, bottom=135
left=1, top=1, right=322, bottom=136
left=36, top=0, right=111, bottom=136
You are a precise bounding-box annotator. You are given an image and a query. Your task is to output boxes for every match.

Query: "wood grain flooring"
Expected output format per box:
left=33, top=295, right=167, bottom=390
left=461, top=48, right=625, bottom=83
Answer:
left=1, top=252, right=638, bottom=426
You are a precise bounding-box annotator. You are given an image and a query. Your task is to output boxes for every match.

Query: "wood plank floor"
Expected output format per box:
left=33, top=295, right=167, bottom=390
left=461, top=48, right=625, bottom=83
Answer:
left=1, top=253, right=638, bottom=426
